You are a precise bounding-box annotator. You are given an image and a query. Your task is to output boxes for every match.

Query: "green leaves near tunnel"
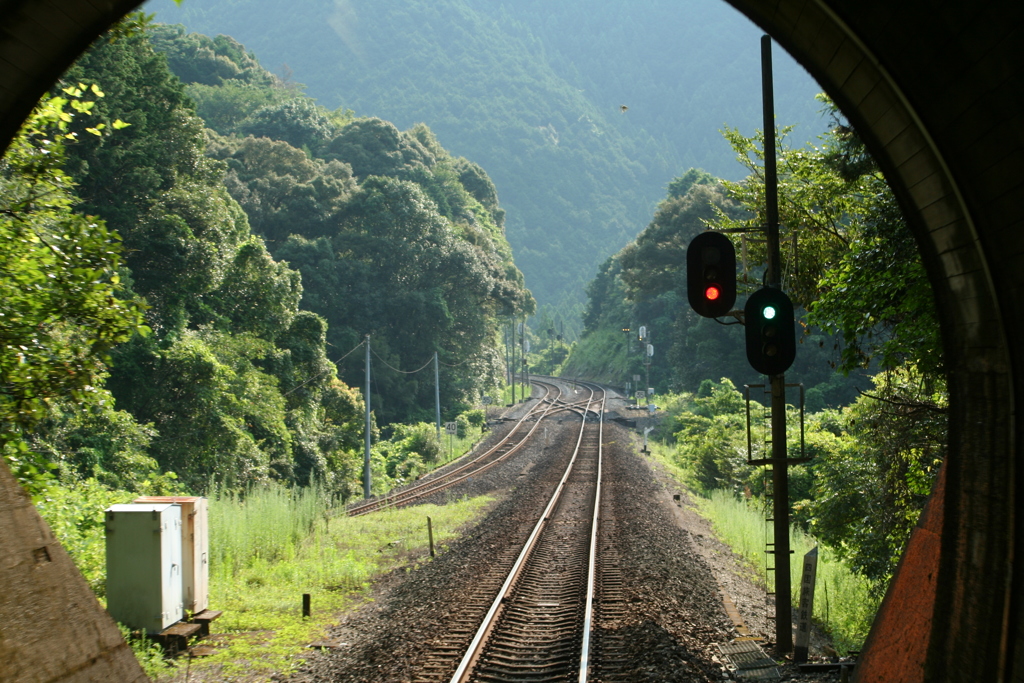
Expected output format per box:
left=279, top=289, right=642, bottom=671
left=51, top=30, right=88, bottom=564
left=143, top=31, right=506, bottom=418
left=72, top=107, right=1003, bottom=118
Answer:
left=709, top=96, right=942, bottom=378
left=0, top=91, right=148, bottom=494
left=5, top=15, right=535, bottom=499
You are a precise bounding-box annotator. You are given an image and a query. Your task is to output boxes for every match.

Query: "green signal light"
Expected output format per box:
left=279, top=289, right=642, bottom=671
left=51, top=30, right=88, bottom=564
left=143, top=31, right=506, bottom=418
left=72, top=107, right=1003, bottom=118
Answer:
left=762, top=305, right=777, bottom=320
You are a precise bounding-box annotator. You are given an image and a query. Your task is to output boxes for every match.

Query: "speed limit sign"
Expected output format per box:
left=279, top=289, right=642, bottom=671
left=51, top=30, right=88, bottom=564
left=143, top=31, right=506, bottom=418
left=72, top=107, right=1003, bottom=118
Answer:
left=445, top=422, right=458, bottom=436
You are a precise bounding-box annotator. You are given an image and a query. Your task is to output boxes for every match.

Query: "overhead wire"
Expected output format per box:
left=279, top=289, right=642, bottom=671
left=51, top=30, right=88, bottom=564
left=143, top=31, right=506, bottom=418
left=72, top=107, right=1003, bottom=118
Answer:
left=437, top=356, right=472, bottom=368
left=282, top=339, right=365, bottom=396
left=371, top=346, right=435, bottom=375
left=316, top=339, right=474, bottom=424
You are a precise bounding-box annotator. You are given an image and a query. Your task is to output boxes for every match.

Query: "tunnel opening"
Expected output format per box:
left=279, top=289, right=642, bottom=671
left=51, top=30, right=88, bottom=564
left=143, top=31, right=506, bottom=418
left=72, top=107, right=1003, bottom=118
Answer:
left=0, top=1, right=1021, bottom=680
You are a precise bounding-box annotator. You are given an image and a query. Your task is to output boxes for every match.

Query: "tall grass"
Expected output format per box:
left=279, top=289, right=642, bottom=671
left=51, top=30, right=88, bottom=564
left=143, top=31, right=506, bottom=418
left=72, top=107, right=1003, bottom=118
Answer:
left=197, top=484, right=495, bottom=679
left=440, top=427, right=483, bottom=465
left=696, top=489, right=878, bottom=652
left=210, top=483, right=333, bottom=578
left=647, top=443, right=877, bottom=652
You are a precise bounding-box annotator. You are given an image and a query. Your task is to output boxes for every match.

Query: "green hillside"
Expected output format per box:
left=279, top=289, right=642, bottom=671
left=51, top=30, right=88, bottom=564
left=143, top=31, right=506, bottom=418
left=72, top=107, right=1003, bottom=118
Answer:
left=2, top=18, right=533, bottom=500
left=143, top=0, right=825, bottom=311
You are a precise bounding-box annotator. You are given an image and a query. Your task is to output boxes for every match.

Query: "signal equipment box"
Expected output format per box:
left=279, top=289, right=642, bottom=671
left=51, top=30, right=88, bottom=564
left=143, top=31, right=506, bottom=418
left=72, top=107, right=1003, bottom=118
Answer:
left=105, top=503, right=183, bottom=633
left=134, top=496, right=209, bottom=614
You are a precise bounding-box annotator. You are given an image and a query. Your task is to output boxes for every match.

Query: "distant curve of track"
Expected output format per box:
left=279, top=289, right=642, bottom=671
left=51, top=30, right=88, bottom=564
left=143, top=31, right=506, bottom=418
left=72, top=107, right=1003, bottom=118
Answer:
left=346, top=379, right=595, bottom=517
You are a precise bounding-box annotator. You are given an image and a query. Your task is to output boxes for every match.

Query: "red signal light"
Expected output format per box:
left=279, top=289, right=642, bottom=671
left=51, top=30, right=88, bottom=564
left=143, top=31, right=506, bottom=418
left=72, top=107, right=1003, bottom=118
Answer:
left=687, top=232, right=736, bottom=318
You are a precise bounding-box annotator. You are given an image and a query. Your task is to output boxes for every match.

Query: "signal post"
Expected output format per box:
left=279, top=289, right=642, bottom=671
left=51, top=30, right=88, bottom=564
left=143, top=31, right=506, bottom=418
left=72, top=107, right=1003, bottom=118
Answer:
left=757, top=36, right=795, bottom=652
left=684, top=36, right=797, bottom=652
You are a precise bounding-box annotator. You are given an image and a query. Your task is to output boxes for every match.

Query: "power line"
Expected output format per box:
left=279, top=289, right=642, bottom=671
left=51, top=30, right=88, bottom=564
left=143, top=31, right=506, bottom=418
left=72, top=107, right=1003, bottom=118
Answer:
left=282, top=339, right=365, bottom=397
left=370, top=347, right=435, bottom=375
left=437, top=356, right=472, bottom=368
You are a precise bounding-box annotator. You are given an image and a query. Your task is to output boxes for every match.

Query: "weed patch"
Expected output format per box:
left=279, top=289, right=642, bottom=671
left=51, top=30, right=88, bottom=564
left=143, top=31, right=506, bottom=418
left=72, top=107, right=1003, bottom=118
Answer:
left=178, top=487, right=495, bottom=680
left=648, top=444, right=877, bottom=653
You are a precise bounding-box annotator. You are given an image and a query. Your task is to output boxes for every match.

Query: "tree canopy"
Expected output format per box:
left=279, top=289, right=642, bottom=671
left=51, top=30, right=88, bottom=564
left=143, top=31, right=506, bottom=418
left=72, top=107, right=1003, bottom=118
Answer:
left=709, top=96, right=941, bottom=378
left=144, top=0, right=826, bottom=310
left=0, top=88, right=147, bottom=493
left=1, top=18, right=534, bottom=497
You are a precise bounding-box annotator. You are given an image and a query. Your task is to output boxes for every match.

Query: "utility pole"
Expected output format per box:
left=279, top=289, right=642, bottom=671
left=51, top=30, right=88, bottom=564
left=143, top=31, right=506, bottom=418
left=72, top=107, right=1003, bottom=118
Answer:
left=363, top=334, right=372, bottom=499
left=521, top=323, right=528, bottom=400
left=645, top=345, right=653, bottom=406
left=434, top=351, right=441, bottom=438
left=681, top=36, right=794, bottom=654
left=640, top=326, right=651, bottom=405
left=510, top=318, right=516, bottom=405
left=622, top=326, right=631, bottom=390
left=762, top=34, right=793, bottom=653
left=503, top=322, right=511, bottom=404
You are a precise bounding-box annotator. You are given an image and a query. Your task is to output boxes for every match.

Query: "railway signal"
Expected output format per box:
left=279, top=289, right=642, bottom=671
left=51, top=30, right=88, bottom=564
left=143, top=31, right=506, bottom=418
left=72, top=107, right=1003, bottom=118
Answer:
left=687, top=231, right=736, bottom=318
left=744, top=286, right=796, bottom=375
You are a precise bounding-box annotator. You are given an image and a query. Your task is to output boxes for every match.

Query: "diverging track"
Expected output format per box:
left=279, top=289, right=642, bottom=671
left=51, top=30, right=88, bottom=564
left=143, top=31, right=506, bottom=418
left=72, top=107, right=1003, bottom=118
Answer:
left=347, top=379, right=597, bottom=517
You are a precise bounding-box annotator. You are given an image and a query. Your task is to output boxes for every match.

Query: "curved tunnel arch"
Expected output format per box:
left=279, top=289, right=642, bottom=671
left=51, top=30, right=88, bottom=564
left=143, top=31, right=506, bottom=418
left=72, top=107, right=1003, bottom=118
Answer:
left=721, top=3, right=1022, bottom=680
left=1, top=1, right=1021, bottom=680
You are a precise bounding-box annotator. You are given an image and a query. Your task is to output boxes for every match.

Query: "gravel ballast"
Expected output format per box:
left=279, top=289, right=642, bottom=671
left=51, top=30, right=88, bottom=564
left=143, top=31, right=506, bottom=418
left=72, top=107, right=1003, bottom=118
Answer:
left=286, top=386, right=845, bottom=682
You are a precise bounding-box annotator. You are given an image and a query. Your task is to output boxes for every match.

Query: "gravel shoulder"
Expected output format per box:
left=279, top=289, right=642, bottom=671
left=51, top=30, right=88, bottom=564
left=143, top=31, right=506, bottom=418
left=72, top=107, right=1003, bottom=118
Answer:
left=609, top=396, right=846, bottom=682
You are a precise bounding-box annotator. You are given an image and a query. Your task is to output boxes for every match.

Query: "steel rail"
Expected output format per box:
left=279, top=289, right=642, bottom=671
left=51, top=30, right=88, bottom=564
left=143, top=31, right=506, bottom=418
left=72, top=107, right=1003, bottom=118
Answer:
left=447, top=385, right=605, bottom=683
left=390, top=382, right=598, bottom=512
left=347, top=379, right=565, bottom=516
left=577, top=382, right=604, bottom=682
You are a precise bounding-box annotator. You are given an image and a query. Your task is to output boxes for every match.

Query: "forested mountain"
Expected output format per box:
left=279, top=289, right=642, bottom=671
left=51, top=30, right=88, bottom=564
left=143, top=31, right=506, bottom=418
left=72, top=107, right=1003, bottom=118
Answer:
left=1, top=18, right=531, bottom=500
left=143, top=0, right=825, bottom=316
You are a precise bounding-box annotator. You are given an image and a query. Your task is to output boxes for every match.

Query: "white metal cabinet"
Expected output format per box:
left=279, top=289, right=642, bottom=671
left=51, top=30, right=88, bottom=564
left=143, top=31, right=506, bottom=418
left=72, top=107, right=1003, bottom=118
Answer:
left=134, top=496, right=208, bottom=613
left=104, top=503, right=183, bottom=633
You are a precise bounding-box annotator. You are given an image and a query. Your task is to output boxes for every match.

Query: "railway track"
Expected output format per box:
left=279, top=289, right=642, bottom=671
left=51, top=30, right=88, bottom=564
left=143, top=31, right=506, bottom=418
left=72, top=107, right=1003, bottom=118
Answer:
left=586, top=478, right=631, bottom=682
left=347, top=379, right=596, bottom=517
left=300, top=379, right=738, bottom=683
left=405, top=381, right=607, bottom=683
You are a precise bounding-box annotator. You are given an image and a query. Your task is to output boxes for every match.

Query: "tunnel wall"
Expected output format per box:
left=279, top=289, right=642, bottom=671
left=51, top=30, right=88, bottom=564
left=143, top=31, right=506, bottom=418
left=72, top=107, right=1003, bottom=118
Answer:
left=722, top=2, right=1023, bottom=679
left=0, top=450, right=147, bottom=681
left=0, top=0, right=144, bottom=153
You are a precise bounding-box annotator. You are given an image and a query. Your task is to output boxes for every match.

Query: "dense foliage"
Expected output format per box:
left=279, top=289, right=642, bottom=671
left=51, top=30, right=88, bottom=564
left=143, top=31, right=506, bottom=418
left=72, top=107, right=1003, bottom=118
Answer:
left=569, top=101, right=946, bottom=592
left=0, top=89, right=147, bottom=494
left=561, top=168, right=862, bottom=410
left=144, top=24, right=533, bottom=424
left=1, top=18, right=532, bottom=502
left=706, top=107, right=946, bottom=585
left=711, top=98, right=942, bottom=378
left=654, top=373, right=944, bottom=592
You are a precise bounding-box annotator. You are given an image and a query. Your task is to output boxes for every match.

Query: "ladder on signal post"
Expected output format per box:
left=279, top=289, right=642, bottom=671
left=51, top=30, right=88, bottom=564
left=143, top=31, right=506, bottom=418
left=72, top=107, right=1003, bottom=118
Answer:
left=744, top=383, right=807, bottom=631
